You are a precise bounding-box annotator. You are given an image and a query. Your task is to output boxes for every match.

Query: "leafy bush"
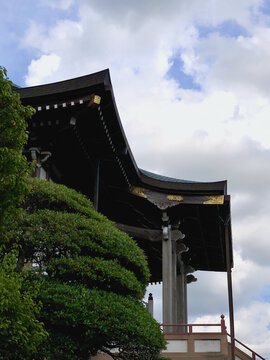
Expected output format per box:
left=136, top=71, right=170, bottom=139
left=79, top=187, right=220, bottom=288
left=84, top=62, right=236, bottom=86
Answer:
left=0, top=67, right=46, bottom=360
left=13, top=178, right=166, bottom=359
left=0, top=66, right=33, bottom=242
left=0, top=252, right=47, bottom=360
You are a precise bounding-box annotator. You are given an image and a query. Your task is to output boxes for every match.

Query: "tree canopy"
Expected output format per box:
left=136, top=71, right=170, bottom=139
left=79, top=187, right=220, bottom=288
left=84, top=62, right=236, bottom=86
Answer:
left=14, top=178, right=166, bottom=360
left=0, top=67, right=47, bottom=360
left=0, top=66, right=34, bottom=242
left=0, top=252, right=47, bottom=360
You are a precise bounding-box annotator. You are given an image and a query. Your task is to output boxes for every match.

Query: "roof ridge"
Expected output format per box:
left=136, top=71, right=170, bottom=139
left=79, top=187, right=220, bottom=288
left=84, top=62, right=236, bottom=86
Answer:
left=139, top=168, right=198, bottom=184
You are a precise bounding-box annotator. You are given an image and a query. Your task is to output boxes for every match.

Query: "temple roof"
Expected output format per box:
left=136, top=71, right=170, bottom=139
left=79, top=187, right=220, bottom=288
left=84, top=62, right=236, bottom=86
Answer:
left=17, top=70, right=110, bottom=100
left=139, top=169, right=198, bottom=184
left=17, top=69, right=233, bottom=281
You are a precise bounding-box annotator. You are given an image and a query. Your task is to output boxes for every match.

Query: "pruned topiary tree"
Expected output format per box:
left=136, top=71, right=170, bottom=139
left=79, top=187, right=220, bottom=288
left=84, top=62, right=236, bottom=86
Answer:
left=13, top=178, right=166, bottom=360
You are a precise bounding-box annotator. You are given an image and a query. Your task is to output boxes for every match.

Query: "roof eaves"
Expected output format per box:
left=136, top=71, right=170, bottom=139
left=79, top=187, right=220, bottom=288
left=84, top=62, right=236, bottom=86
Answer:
left=16, top=69, right=110, bottom=100
left=139, top=169, right=227, bottom=195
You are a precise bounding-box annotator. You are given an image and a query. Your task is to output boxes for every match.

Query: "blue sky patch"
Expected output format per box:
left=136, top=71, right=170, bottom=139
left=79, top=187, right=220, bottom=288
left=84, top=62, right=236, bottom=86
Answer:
left=0, top=0, right=79, bottom=86
left=259, top=285, right=270, bottom=303
left=259, top=0, right=270, bottom=17
left=167, top=56, right=201, bottom=91
left=198, top=19, right=249, bottom=39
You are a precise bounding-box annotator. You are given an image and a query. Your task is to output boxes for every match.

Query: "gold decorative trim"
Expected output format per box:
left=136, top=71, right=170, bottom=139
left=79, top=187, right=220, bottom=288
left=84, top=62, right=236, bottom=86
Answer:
left=167, top=195, right=184, bottom=202
left=130, top=186, right=147, bottom=199
left=203, top=195, right=224, bottom=205
left=88, top=94, right=101, bottom=107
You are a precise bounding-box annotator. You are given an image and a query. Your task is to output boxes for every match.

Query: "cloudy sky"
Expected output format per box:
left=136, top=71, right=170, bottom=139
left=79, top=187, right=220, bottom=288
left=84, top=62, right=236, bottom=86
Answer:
left=2, top=0, right=270, bottom=357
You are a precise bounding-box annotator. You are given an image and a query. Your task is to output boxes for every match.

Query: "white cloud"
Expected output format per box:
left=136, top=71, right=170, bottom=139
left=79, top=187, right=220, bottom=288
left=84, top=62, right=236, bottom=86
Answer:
left=187, top=250, right=270, bottom=315
left=25, top=54, right=61, bottom=86
left=186, top=28, right=270, bottom=98
left=194, top=302, right=270, bottom=359
left=38, top=0, right=74, bottom=10
left=234, top=215, right=270, bottom=266
left=234, top=302, right=270, bottom=356
left=21, top=0, right=270, bottom=151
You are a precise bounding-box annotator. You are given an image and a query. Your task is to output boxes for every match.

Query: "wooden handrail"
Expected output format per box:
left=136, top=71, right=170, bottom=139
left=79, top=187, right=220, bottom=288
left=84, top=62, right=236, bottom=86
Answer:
left=161, top=314, right=227, bottom=334
left=227, top=333, right=265, bottom=360
left=161, top=315, right=265, bottom=360
left=161, top=323, right=223, bottom=334
left=161, top=324, right=221, bottom=326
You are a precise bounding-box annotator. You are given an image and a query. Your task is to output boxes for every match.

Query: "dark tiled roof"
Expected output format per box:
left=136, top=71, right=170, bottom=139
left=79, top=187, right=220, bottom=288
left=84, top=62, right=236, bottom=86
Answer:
left=11, top=83, right=21, bottom=89
left=17, top=68, right=228, bottom=195
left=17, top=69, right=110, bottom=99
left=139, top=169, right=198, bottom=184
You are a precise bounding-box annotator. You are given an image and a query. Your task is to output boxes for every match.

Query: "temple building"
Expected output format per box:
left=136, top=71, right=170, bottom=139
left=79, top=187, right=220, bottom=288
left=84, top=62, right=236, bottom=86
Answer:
left=16, top=69, right=264, bottom=360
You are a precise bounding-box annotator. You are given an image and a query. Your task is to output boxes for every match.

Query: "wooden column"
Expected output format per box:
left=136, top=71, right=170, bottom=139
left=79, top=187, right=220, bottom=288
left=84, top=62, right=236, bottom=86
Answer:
left=171, top=238, right=177, bottom=326
left=176, top=258, right=187, bottom=332
left=184, top=274, right=188, bottom=325
left=225, top=218, right=235, bottom=360
left=93, top=159, right=100, bottom=211
left=162, top=222, right=173, bottom=332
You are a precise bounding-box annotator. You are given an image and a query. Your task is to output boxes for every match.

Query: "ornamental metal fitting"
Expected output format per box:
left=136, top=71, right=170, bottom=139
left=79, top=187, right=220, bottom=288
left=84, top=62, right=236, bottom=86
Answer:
left=162, top=226, right=169, bottom=240
left=88, top=94, right=101, bottom=108
left=203, top=195, right=224, bottom=205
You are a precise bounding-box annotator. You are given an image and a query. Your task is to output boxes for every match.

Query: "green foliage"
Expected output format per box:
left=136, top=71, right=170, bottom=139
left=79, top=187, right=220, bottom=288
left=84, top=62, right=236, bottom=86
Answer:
left=0, top=67, right=47, bottom=360
left=47, top=256, right=144, bottom=298
left=37, top=283, right=165, bottom=360
left=13, top=178, right=166, bottom=359
left=24, top=177, right=105, bottom=221
left=0, top=66, right=34, bottom=242
left=19, top=195, right=150, bottom=285
left=0, top=252, right=48, bottom=360
left=28, top=282, right=165, bottom=360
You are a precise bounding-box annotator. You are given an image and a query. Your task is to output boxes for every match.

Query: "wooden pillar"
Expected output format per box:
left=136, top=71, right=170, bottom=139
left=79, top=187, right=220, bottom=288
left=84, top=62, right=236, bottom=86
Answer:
left=184, top=274, right=188, bottom=325
left=176, top=258, right=187, bottom=328
left=93, top=159, right=100, bottom=211
left=225, top=218, right=235, bottom=360
left=162, top=219, right=173, bottom=332
left=176, top=261, right=187, bottom=332
left=171, top=238, right=177, bottom=326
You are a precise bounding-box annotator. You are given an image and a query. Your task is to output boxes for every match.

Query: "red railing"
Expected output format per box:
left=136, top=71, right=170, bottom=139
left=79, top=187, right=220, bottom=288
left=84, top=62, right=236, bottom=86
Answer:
left=227, top=333, right=265, bottom=360
left=161, top=314, right=227, bottom=334
left=161, top=315, right=266, bottom=360
left=161, top=323, right=225, bottom=334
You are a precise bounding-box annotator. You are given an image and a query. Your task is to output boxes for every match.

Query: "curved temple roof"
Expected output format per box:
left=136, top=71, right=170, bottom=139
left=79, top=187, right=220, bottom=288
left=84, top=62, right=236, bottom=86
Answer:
left=17, top=69, right=233, bottom=281
left=139, top=169, right=199, bottom=184
left=18, top=69, right=228, bottom=194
